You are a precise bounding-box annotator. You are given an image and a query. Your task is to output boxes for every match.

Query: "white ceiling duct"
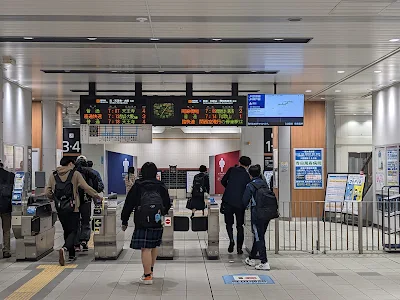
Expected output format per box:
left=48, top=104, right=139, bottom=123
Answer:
left=152, top=126, right=166, bottom=134
left=180, top=126, right=242, bottom=134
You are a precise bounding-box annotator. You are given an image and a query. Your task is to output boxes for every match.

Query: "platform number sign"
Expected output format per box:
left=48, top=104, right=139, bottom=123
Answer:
left=264, top=128, right=273, bottom=154
left=63, top=128, right=81, bottom=154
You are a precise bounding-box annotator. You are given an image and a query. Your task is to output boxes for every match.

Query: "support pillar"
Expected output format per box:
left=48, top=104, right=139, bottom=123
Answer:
left=42, top=100, right=57, bottom=178
left=278, top=126, right=291, bottom=218
left=325, top=101, right=336, bottom=173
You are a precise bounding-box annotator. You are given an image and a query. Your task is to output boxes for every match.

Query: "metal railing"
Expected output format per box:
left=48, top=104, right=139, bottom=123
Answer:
left=247, top=200, right=400, bottom=254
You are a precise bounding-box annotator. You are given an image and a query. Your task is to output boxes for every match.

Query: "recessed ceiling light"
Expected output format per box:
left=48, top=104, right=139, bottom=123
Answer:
left=87, top=37, right=97, bottom=41
left=251, top=70, right=257, bottom=73
left=212, top=38, right=222, bottom=41
left=205, top=71, right=211, bottom=73
left=391, top=79, right=397, bottom=82
left=158, top=70, right=164, bottom=73
left=288, top=17, right=303, bottom=22
left=23, top=37, right=33, bottom=40
left=389, top=38, right=400, bottom=42
left=274, top=38, right=284, bottom=41
left=62, top=111, right=65, bottom=114
left=150, top=38, right=160, bottom=41
left=321, top=97, right=325, bottom=100
left=64, top=70, right=71, bottom=73
left=337, top=70, right=345, bottom=74
left=136, top=17, right=148, bottom=22
left=374, top=70, right=382, bottom=73
left=70, top=102, right=73, bottom=105
left=353, top=114, right=357, bottom=116
left=75, top=118, right=80, bottom=121
left=72, top=123, right=77, bottom=126
left=32, top=97, right=35, bottom=100
left=368, top=88, right=373, bottom=91
left=364, top=111, right=368, bottom=114
left=335, top=90, right=341, bottom=92
left=111, top=70, right=118, bottom=73
left=305, top=90, right=312, bottom=93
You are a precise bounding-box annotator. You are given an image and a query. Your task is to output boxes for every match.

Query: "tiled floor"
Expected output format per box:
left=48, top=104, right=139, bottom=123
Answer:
left=1, top=200, right=400, bottom=299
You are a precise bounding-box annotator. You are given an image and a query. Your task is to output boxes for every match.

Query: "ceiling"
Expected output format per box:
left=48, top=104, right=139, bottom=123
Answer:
left=1, top=0, right=400, bottom=126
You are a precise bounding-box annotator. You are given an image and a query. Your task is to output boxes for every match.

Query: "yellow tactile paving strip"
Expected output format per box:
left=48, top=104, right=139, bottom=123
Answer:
left=5, top=264, right=77, bottom=300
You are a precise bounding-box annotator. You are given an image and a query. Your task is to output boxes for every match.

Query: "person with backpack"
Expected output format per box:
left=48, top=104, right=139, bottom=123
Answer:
left=0, top=162, right=15, bottom=258
left=87, top=160, right=104, bottom=193
left=221, top=156, right=252, bottom=254
left=45, top=157, right=101, bottom=265
left=242, top=164, right=279, bottom=271
left=74, top=156, right=103, bottom=252
left=121, top=162, right=171, bottom=285
left=187, top=165, right=210, bottom=218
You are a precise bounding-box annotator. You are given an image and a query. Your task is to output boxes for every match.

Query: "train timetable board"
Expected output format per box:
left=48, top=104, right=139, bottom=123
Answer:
left=80, top=96, right=149, bottom=125
left=151, top=96, right=247, bottom=126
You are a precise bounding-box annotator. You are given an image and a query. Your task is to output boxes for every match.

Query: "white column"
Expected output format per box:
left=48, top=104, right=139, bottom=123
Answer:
left=42, top=100, right=57, bottom=178
left=240, top=127, right=264, bottom=167
left=278, top=126, right=291, bottom=218
left=326, top=101, right=336, bottom=173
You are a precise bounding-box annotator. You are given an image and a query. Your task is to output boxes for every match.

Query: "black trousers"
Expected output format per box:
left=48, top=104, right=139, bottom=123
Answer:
left=250, top=220, right=270, bottom=264
left=58, top=212, right=80, bottom=257
left=223, top=203, right=245, bottom=249
left=76, top=200, right=92, bottom=244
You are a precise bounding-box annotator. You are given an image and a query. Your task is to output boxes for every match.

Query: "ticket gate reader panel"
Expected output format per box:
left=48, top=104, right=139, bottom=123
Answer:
left=158, top=208, right=174, bottom=260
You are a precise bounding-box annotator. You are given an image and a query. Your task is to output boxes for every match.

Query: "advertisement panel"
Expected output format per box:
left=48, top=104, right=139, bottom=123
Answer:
left=342, top=174, right=366, bottom=215
left=386, top=146, right=399, bottom=187
left=106, top=151, right=134, bottom=194
left=214, top=151, right=240, bottom=194
left=375, top=147, right=386, bottom=192
left=294, top=148, right=324, bottom=189
left=324, top=174, right=348, bottom=212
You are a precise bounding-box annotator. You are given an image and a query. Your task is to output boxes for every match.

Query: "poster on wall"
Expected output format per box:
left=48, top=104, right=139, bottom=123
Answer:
left=342, top=174, right=366, bottom=215
left=106, top=151, right=134, bottom=194
left=324, top=174, right=348, bottom=212
left=214, top=151, right=240, bottom=194
left=375, top=147, right=385, bottom=192
left=386, top=146, right=399, bottom=187
left=3, top=145, right=14, bottom=171
left=294, top=148, right=324, bottom=189
left=14, top=146, right=24, bottom=171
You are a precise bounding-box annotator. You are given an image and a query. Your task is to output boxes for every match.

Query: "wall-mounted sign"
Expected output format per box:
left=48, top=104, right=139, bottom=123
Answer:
left=264, top=128, right=273, bottom=154
left=3, top=144, right=14, bottom=171
left=63, top=128, right=81, bottom=154
left=375, top=147, right=386, bottom=192
left=294, top=148, right=324, bottom=189
left=386, top=146, right=398, bottom=186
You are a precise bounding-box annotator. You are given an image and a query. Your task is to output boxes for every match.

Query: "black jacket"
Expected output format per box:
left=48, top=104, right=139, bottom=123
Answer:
left=121, top=178, right=172, bottom=227
left=0, top=168, right=15, bottom=213
left=75, top=166, right=102, bottom=202
left=221, top=166, right=251, bottom=209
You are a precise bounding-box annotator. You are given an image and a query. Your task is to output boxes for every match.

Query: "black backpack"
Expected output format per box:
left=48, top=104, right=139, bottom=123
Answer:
left=192, top=173, right=205, bottom=198
left=251, top=182, right=279, bottom=222
left=53, top=170, right=76, bottom=213
left=135, top=181, right=164, bottom=228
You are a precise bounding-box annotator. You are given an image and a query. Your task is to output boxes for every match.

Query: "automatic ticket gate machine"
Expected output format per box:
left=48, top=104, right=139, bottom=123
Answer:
left=157, top=207, right=174, bottom=260
left=11, top=172, right=57, bottom=261
left=205, top=199, right=220, bottom=260
left=92, top=194, right=125, bottom=260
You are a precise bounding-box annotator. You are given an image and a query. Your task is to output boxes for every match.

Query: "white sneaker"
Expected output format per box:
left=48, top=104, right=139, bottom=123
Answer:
left=139, top=274, right=153, bottom=285
left=255, top=262, right=271, bottom=270
left=245, top=257, right=256, bottom=267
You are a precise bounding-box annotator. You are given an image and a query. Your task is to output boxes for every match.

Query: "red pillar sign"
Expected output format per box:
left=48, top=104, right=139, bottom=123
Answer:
left=215, top=151, right=240, bottom=194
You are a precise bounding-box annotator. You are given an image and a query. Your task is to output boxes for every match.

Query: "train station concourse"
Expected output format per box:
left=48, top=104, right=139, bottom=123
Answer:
left=2, top=0, right=400, bottom=299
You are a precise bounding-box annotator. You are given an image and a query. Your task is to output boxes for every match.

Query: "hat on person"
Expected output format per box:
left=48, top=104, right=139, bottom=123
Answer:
left=76, top=155, right=87, bottom=162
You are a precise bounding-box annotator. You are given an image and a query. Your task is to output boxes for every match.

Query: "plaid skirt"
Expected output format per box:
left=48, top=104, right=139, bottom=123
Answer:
left=130, top=227, right=164, bottom=249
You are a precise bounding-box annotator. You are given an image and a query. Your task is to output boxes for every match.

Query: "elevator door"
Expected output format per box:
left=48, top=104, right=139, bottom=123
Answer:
left=348, top=152, right=369, bottom=173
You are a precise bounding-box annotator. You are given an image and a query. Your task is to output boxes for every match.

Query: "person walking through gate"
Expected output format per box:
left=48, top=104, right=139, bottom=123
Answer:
left=121, top=162, right=171, bottom=285
left=45, top=157, right=101, bottom=265
left=186, top=165, right=210, bottom=218
left=221, top=156, right=251, bottom=254
left=0, top=162, right=15, bottom=258
left=242, top=164, right=279, bottom=271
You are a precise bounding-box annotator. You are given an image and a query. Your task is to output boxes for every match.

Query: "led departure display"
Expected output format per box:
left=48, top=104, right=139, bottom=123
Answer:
left=151, top=96, right=247, bottom=126
left=80, top=96, right=149, bottom=125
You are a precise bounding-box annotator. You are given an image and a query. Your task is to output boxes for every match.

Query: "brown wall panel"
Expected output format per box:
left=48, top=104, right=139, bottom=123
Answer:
left=32, top=101, right=43, bottom=169
left=56, top=103, right=63, bottom=150
left=291, top=101, right=326, bottom=217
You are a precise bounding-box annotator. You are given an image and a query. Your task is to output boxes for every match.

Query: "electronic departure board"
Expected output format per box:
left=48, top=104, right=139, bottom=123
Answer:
left=151, top=96, right=247, bottom=126
left=80, top=96, right=149, bottom=125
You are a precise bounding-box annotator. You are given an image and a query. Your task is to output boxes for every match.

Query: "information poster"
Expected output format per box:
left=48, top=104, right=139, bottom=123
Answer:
left=14, top=146, right=24, bottom=171
left=342, top=174, right=366, bottom=215
left=324, top=174, right=348, bottom=212
left=375, top=147, right=385, bottom=192
left=294, top=148, right=324, bottom=189
left=386, top=146, right=399, bottom=186
left=3, top=145, right=14, bottom=171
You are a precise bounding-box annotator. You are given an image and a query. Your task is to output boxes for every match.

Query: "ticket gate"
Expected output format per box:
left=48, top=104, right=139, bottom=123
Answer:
left=157, top=208, right=174, bottom=260
left=92, top=194, right=125, bottom=260
left=205, top=202, right=220, bottom=259
left=12, top=195, right=57, bottom=261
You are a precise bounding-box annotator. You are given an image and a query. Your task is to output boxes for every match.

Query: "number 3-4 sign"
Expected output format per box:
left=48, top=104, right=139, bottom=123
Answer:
left=63, top=128, right=81, bottom=154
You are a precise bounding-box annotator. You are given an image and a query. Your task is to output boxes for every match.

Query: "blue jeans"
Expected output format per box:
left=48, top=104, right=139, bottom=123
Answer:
left=249, top=220, right=270, bottom=264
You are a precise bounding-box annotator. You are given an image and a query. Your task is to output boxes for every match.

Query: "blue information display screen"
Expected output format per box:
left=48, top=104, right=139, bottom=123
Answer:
left=247, top=94, right=304, bottom=126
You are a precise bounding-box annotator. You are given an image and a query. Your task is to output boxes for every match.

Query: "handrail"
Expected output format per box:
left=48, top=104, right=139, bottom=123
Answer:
left=361, top=152, right=373, bottom=172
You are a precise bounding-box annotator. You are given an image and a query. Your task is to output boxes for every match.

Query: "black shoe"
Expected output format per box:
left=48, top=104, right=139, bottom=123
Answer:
left=228, top=242, right=235, bottom=253
left=81, top=242, right=89, bottom=252
left=237, top=249, right=244, bottom=255
left=2, top=252, right=11, bottom=259
left=68, top=256, right=77, bottom=263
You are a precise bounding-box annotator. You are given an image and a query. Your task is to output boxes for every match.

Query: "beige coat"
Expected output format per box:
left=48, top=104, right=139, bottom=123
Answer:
left=45, top=165, right=98, bottom=212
